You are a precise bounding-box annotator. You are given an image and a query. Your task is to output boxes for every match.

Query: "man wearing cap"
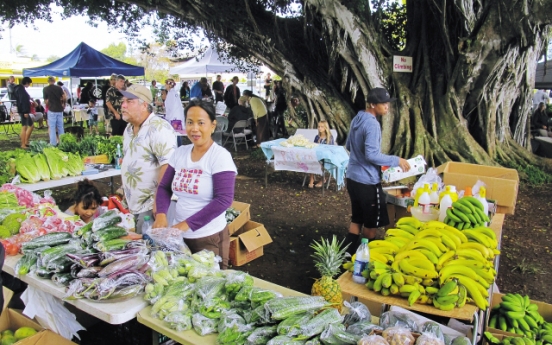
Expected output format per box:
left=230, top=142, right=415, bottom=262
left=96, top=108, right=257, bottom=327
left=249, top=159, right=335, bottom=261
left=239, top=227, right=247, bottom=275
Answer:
left=344, top=87, right=411, bottom=254
left=243, top=90, right=268, bottom=147
left=119, top=84, right=177, bottom=232
left=106, top=74, right=127, bottom=136
left=43, top=76, right=66, bottom=146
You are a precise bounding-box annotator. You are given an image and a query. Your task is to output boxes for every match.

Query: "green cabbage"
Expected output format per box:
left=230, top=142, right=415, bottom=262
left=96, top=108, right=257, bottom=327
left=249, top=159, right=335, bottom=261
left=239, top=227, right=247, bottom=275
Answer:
left=66, top=153, right=84, bottom=176
left=43, top=147, right=69, bottom=180
left=15, top=154, right=41, bottom=183
left=33, top=153, right=51, bottom=181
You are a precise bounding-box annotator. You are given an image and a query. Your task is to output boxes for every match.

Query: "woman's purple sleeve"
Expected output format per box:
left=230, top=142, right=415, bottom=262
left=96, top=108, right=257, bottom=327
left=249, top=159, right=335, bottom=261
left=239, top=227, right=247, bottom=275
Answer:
left=155, top=165, right=175, bottom=215
left=186, top=171, right=236, bottom=231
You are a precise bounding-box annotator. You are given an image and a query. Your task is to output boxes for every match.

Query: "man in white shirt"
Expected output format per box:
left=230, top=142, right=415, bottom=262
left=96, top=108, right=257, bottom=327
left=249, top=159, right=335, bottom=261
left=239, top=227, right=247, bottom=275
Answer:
left=119, top=84, right=177, bottom=232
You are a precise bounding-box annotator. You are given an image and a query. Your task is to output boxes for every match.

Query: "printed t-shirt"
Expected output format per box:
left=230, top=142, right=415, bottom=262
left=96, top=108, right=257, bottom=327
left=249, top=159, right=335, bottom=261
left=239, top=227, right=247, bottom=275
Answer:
left=169, top=143, right=237, bottom=239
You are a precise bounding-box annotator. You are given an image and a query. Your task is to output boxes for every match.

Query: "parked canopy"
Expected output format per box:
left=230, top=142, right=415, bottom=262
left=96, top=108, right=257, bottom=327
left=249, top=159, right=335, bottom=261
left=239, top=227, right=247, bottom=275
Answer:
left=23, top=42, right=145, bottom=77
left=169, top=48, right=240, bottom=76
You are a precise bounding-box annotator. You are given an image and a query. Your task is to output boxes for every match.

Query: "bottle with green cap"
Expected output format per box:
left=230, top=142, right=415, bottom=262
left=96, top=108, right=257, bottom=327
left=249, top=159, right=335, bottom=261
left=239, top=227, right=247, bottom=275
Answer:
left=353, top=238, right=370, bottom=284
left=142, top=215, right=153, bottom=234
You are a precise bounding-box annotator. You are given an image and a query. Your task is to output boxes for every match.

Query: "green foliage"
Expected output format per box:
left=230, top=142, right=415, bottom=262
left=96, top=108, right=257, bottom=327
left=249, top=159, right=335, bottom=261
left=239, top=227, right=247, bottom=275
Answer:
left=58, top=134, right=79, bottom=154
left=371, top=0, right=407, bottom=51
left=250, top=148, right=266, bottom=161
left=46, top=55, right=59, bottom=63
left=101, top=42, right=127, bottom=60
left=499, top=159, right=552, bottom=186
left=28, top=140, right=50, bottom=154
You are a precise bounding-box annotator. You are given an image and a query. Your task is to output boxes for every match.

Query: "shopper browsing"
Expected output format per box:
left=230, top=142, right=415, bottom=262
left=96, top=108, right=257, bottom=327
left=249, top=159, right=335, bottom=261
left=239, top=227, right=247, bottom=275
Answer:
left=87, top=99, right=99, bottom=135
left=344, top=87, right=410, bottom=254
left=64, top=179, right=103, bottom=223
left=308, top=120, right=335, bottom=188
left=154, top=99, right=237, bottom=269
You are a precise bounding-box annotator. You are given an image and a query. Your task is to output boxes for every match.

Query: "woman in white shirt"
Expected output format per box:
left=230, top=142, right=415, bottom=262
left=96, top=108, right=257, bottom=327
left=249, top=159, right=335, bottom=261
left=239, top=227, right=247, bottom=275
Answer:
left=164, top=79, right=185, bottom=124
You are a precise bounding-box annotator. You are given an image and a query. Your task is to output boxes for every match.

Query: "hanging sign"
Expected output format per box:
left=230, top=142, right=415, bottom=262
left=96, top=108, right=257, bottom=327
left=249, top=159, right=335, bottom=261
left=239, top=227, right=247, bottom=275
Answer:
left=393, top=56, right=413, bottom=73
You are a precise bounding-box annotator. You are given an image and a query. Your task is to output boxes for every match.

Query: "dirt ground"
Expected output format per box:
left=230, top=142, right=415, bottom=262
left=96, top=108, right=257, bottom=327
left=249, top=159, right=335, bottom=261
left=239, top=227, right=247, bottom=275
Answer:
left=2, top=127, right=552, bottom=343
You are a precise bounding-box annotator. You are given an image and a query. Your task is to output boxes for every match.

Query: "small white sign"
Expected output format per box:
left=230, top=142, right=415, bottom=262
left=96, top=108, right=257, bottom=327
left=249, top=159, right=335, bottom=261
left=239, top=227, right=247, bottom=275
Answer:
left=393, top=55, right=413, bottom=73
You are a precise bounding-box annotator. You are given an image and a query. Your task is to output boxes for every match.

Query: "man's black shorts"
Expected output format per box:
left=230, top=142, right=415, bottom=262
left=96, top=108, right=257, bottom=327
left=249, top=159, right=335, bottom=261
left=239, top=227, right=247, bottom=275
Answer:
left=346, top=178, right=389, bottom=228
left=19, top=113, right=33, bottom=127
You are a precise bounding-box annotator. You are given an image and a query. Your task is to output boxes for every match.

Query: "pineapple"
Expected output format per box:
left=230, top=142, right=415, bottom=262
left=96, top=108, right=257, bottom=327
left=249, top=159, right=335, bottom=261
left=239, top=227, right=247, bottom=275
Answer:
left=310, top=236, right=349, bottom=311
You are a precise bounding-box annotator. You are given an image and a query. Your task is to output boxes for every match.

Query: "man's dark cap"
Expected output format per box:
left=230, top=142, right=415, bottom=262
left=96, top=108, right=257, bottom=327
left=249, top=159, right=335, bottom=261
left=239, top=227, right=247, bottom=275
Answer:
left=367, top=87, right=395, bottom=104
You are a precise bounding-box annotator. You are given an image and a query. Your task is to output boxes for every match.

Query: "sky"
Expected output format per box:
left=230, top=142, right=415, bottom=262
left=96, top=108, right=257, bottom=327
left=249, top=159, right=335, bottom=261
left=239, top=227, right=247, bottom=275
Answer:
left=0, top=12, right=136, bottom=60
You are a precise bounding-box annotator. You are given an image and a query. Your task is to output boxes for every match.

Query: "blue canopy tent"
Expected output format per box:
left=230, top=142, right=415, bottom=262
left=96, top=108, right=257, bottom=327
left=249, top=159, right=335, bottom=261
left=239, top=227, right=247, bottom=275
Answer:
left=22, top=42, right=144, bottom=77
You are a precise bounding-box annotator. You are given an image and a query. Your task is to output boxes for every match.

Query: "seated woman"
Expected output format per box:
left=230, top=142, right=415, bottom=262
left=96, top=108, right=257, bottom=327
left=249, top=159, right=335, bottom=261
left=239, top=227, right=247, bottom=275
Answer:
left=64, top=179, right=103, bottom=223
left=227, top=96, right=253, bottom=133
left=532, top=102, right=551, bottom=137
left=309, top=120, right=336, bottom=188
left=154, top=99, right=237, bottom=269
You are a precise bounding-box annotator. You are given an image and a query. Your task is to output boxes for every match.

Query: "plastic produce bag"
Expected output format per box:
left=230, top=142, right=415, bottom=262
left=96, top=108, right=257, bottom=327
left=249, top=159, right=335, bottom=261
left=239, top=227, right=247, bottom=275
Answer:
left=420, top=321, right=445, bottom=343
left=225, top=271, right=254, bottom=296
left=343, top=301, right=371, bottom=325
left=416, top=333, right=446, bottom=345
left=319, top=322, right=361, bottom=344
left=267, top=335, right=306, bottom=345
left=218, top=309, right=246, bottom=333
left=195, top=276, right=226, bottom=300
left=379, top=311, right=419, bottom=332
left=92, top=209, right=122, bottom=231
left=164, top=310, right=193, bottom=331
left=217, top=321, right=254, bottom=344
left=277, top=311, right=314, bottom=336
left=451, top=336, right=471, bottom=345
left=299, top=308, right=343, bottom=338
left=305, top=338, right=322, bottom=345
left=143, top=227, right=192, bottom=254
left=246, top=325, right=278, bottom=345
left=346, top=321, right=383, bottom=336
left=382, top=327, right=416, bottom=345
left=21, top=286, right=86, bottom=340
left=264, top=296, right=329, bottom=320
left=192, top=313, right=218, bottom=336
left=358, top=335, right=391, bottom=345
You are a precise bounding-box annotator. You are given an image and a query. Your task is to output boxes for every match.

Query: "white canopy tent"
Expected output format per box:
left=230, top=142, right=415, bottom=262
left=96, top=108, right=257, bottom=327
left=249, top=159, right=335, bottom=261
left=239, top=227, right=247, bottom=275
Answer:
left=169, top=48, right=240, bottom=76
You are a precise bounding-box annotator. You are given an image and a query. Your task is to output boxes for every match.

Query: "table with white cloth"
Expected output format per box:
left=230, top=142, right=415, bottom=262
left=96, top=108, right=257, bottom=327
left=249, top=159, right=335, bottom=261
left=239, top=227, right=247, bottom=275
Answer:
left=260, top=138, right=349, bottom=192
left=17, top=168, right=121, bottom=194
left=72, top=107, right=105, bottom=123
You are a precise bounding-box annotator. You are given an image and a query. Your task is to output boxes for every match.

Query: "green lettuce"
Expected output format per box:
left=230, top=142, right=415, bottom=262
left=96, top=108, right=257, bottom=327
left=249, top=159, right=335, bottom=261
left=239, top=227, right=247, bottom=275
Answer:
left=33, top=153, right=51, bottom=181
left=43, top=147, right=70, bottom=180
left=66, top=153, right=84, bottom=176
left=15, top=154, right=41, bottom=183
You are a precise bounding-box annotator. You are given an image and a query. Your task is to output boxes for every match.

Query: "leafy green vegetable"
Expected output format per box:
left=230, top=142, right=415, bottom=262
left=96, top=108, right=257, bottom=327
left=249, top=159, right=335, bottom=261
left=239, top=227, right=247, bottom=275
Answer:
left=28, top=140, right=51, bottom=154
left=66, top=153, right=84, bottom=176
left=43, top=147, right=69, bottom=179
left=33, top=153, right=51, bottom=181
left=16, top=153, right=41, bottom=183
left=58, top=133, right=79, bottom=154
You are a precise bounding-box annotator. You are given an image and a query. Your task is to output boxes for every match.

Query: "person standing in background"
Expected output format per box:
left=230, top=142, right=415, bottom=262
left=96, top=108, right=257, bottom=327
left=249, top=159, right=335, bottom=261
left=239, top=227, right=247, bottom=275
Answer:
left=119, top=84, right=177, bottom=232
left=106, top=74, right=127, bottom=136
left=180, top=81, right=190, bottom=101
left=264, top=73, right=273, bottom=101
left=7, top=76, right=16, bottom=102
left=43, top=76, right=65, bottom=146
left=223, top=76, right=241, bottom=110
left=344, top=87, right=410, bottom=254
left=14, top=77, right=33, bottom=148
left=164, top=79, right=184, bottom=124
left=150, top=80, right=158, bottom=101
left=212, top=75, right=224, bottom=105
left=243, top=90, right=268, bottom=147
left=102, top=74, right=117, bottom=136
left=57, top=82, right=72, bottom=106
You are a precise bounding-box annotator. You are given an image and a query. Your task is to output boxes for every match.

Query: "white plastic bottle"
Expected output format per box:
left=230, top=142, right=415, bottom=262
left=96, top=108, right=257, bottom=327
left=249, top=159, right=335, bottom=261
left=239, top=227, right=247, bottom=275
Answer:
left=142, top=215, right=153, bottom=235
left=418, top=184, right=431, bottom=214
left=115, top=143, right=122, bottom=170
left=476, top=186, right=489, bottom=225
left=353, top=238, right=370, bottom=284
left=429, top=183, right=440, bottom=209
left=438, top=194, right=453, bottom=222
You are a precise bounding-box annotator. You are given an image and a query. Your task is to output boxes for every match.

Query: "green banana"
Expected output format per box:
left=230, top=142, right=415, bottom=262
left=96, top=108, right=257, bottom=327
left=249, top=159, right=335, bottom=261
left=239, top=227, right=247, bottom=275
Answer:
left=452, top=207, right=470, bottom=223
left=436, top=294, right=459, bottom=305
left=382, top=273, right=393, bottom=288
left=437, top=279, right=458, bottom=297
left=501, top=301, right=525, bottom=313
left=408, top=290, right=421, bottom=306
left=392, top=272, right=405, bottom=287
left=489, top=314, right=498, bottom=328
left=452, top=201, right=473, bottom=214
left=457, top=285, right=467, bottom=308
left=446, top=208, right=462, bottom=223
left=505, top=311, right=527, bottom=320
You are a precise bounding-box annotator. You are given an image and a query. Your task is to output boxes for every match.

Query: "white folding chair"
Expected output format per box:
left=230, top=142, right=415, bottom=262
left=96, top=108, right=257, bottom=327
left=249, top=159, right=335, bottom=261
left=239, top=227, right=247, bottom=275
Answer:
left=224, top=120, right=253, bottom=151
left=214, top=117, right=228, bottom=146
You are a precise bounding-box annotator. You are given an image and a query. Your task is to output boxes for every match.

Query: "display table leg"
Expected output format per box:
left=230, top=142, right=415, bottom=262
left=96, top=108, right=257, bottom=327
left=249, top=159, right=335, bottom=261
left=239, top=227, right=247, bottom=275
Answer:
left=151, top=329, right=160, bottom=345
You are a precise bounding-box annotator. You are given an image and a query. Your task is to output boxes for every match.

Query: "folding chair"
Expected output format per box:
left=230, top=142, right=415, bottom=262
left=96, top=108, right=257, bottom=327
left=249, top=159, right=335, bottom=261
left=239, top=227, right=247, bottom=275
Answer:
left=213, top=117, right=228, bottom=146
left=223, top=120, right=253, bottom=151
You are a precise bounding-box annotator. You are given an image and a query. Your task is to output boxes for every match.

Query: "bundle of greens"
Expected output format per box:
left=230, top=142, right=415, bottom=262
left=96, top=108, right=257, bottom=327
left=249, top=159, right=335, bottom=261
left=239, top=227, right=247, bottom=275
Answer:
left=43, top=147, right=70, bottom=180
left=15, top=154, right=41, bottom=183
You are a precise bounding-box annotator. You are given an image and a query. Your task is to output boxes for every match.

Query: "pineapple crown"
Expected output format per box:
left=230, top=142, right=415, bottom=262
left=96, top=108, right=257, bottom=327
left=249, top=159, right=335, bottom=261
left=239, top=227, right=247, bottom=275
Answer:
left=310, top=235, right=350, bottom=278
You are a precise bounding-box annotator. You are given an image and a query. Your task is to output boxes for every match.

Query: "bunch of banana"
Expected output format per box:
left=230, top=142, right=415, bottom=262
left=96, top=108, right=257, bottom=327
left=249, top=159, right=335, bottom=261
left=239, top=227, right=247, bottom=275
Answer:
left=443, top=196, right=491, bottom=230
left=343, top=254, right=356, bottom=272
left=537, top=323, right=552, bottom=345
left=484, top=332, right=537, bottom=345
left=488, top=293, right=544, bottom=338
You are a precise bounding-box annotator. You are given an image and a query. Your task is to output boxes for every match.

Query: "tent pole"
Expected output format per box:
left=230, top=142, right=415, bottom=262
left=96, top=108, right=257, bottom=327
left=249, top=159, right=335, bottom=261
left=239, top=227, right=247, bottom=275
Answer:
left=69, top=78, right=75, bottom=126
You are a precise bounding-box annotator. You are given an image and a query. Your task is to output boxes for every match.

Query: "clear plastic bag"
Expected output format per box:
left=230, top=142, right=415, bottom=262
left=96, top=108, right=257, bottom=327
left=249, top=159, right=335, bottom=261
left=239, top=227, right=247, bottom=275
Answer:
left=416, top=333, right=445, bottom=345
left=299, top=308, right=343, bottom=338
left=411, top=168, right=443, bottom=198
left=217, top=321, right=254, bottom=344
left=191, top=249, right=221, bottom=268
left=319, top=323, right=349, bottom=344
left=164, top=310, right=193, bottom=331
left=267, top=335, right=306, bottom=345
left=382, top=327, right=416, bottom=345
left=194, top=276, right=226, bottom=300
left=277, top=311, right=314, bottom=336
left=225, top=271, right=254, bottom=296
left=143, top=227, right=192, bottom=254
left=450, top=336, right=471, bottom=345
left=265, top=296, right=328, bottom=320
left=379, top=312, right=419, bottom=332
left=346, top=321, right=383, bottom=336
left=358, top=335, right=391, bottom=345
left=218, top=309, right=246, bottom=333
left=192, top=312, right=218, bottom=336
left=420, top=322, right=445, bottom=343
left=343, top=301, right=372, bottom=325
left=97, top=253, right=149, bottom=277
left=246, top=325, right=278, bottom=345
left=305, top=338, right=322, bottom=345
left=92, top=209, right=122, bottom=231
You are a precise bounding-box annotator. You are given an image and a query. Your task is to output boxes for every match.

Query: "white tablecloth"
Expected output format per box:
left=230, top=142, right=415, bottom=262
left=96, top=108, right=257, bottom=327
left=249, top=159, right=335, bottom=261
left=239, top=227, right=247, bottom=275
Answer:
left=73, top=107, right=105, bottom=122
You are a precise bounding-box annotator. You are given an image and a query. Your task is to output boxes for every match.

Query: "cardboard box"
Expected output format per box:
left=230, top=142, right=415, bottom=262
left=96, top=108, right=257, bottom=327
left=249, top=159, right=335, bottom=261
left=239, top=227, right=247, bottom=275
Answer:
left=482, top=332, right=521, bottom=345
left=227, top=201, right=251, bottom=235
left=385, top=204, right=411, bottom=230
left=382, top=155, right=427, bottom=183
left=384, top=187, right=415, bottom=208
left=0, top=288, right=44, bottom=345
left=436, top=162, right=519, bottom=214
left=18, top=330, right=77, bottom=345
left=229, top=221, right=273, bottom=266
left=487, top=292, right=552, bottom=337
left=82, top=155, right=110, bottom=164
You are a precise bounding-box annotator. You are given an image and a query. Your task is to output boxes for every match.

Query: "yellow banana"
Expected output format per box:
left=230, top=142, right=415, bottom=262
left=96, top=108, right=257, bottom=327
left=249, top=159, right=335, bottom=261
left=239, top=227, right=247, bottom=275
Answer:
left=343, top=262, right=354, bottom=271
left=471, top=226, right=497, bottom=242
left=403, top=275, right=423, bottom=285
left=370, top=261, right=392, bottom=271
left=425, top=286, right=440, bottom=294
left=436, top=250, right=456, bottom=270
left=394, top=250, right=428, bottom=263
left=439, top=229, right=462, bottom=247
left=397, top=223, right=420, bottom=235
left=419, top=294, right=430, bottom=304
left=392, top=272, right=405, bottom=287
left=414, top=229, right=443, bottom=239
left=442, top=259, right=491, bottom=270
left=373, top=273, right=385, bottom=292
left=385, top=237, right=408, bottom=249
left=399, top=284, right=419, bottom=293
left=463, top=230, right=493, bottom=248
left=423, top=221, right=446, bottom=229
left=448, top=274, right=489, bottom=309
left=390, top=284, right=400, bottom=295
left=399, top=259, right=439, bottom=279
left=422, top=279, right=434, bottom=287
left=443, top=226, right=468, bottom=243
left=386, top=228, right=415, bottom=239
left=458, top=242, right=493, bottom=259
left=408, top=258, right=436, bottom=272
left=440, top=233, right=458, bottom=251
left=408, top=290, right=421, bottom=306
left=472, top=267, right=495, bottom=284
left=396, top=217, right=422, bottom=229
left=371, top=247, right=398, bottom=256
left=381, top=273, right=393, bottom=288
left=418, top=249, right=439, bottom=265
left=370, top=251, right=392, bottom=264
left=425, top=237, right=448, bottom=253
left=369, top=240, right=400, bottom=251
left=438, top=265, right=490, bottom=288
left=455, top=248, right=489, bottom=262
left=402, top=239, right=443, bottom=257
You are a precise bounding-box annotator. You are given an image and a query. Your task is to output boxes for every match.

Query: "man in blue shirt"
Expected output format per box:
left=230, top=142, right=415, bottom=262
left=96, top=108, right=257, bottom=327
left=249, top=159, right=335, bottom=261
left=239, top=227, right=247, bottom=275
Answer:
left=344, top=87, right=410, bottom=254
